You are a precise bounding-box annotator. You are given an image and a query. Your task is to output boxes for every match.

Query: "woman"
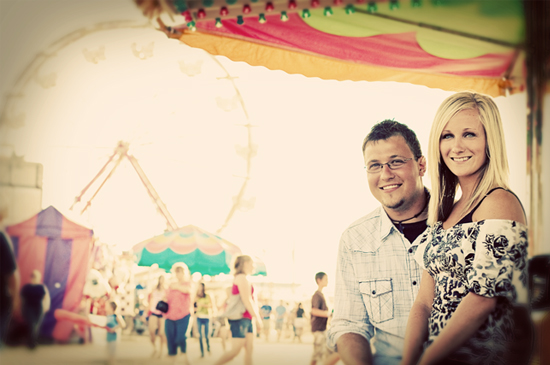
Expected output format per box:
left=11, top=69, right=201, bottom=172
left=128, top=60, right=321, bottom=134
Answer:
left=20, top=270, right=50, bottom=348
left=194, top=282, right=213, bottom=357
left=147, top=275, right=167, bottom=357
left=402, top=92, right=528, bottom=365
left=165, top=263, right=192, bottom=365
left=293, top=302, right=306, bottom=343
left=214, top=255, right=262, bottom=365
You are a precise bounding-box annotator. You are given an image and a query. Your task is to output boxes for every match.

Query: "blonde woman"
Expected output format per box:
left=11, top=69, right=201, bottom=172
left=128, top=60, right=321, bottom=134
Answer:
left=194, top=282, right=213, bottom=357
left=214, top=255, right=262, bottom=365
left=402, top=92, right=528, bottom=365
left=147, top=275, right=167, bottom=357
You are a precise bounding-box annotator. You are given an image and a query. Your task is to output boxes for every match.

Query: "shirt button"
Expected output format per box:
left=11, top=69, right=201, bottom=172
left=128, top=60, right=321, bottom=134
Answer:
left=412, top=281, right=417, bottom=285
left=408, top=248, right=413, bottom=253
left=372, top=290, right=376, bottom=295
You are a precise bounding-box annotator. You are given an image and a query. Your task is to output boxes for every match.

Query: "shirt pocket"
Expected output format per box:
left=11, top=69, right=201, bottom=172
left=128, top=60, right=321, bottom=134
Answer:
left=359, top=279, right=394, bottom=323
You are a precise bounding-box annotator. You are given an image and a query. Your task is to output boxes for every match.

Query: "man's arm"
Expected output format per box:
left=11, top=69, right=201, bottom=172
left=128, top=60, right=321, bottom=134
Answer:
left=310, top=308, right=329, bottom=317
left=327, top=235, right=375, bottom=364
left=337, top=333, right=373, bottom=365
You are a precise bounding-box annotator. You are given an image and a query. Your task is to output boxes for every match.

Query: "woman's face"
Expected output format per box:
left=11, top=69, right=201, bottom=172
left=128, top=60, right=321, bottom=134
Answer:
left=243, top=259, right=254, bottom=275
left=175, top=268, right=186, bottom=281
left=439, top=109, right=487, bottom=181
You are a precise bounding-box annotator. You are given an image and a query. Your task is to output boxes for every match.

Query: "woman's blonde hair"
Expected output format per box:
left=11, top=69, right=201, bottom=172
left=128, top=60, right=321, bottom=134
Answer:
left=233, top=255, right=252, bottom=275
left=171, top=262, right=189, bottom=274
left=427, top=91, right=510, bottom=225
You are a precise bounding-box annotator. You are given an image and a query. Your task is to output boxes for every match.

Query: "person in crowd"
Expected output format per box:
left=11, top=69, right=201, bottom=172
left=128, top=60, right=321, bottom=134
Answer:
left=310, top=272, right=332, bottom=365
left=293, top=302, right=306, bottom=343
left=147, top=274, right=167, bottom=357
left=274, top=300, right=286, bottom=342
left=327, top=120, right=430, bottom=365
left=0, top=202, right=19, bottom=347
left=214, top=255, right=262, bottom=365
left=401, top=92, right=528, bottom=365
left=165, top=263, right=193, bottom=365
left=194, top=282, right=213, bottom=357
left=215, top=287, right=233, bottom=351
left=260, top=301, right=272, bottom=342
left=20, top=270, right=50, bottom=349
left=105, top=300, right=126, bottom=365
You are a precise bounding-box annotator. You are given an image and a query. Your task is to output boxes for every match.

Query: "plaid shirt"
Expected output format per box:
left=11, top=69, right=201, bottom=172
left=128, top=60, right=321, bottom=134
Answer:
left=327, top=206, right=422, bottom=361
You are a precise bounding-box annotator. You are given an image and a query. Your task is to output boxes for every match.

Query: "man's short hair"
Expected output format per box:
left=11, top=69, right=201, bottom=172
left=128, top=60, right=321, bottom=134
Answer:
left=362, top=119, right=423, bottom=160
left=315, top=272, right=326, bottom=283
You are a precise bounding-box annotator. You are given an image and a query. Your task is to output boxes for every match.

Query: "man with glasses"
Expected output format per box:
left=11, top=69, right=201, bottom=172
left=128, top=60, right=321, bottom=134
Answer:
left=327, top=120, right=429, bottom=365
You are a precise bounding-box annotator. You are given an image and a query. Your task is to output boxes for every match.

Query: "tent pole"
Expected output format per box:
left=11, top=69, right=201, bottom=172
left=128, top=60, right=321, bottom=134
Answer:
left=523, top=0, right=549, bottom=257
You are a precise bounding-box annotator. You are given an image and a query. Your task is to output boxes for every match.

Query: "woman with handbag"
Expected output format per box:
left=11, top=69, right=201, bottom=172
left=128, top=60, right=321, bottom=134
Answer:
left=214, top=255, right=262, bottom=365
left=165, top=263, right=193, bottom=365
left=147, top=275, right=167, bottom=357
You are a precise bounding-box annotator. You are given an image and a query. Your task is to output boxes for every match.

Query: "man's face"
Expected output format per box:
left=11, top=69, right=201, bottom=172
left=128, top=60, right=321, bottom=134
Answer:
left=363, top=135, right=426, bottom=214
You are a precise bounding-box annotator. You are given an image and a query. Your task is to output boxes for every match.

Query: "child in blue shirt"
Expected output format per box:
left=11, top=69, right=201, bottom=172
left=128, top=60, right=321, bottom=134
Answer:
left=106, top=301, right=126, bottom=364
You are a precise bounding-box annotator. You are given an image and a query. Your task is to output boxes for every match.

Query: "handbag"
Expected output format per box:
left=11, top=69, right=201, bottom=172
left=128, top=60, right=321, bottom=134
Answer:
left=156, top=300, right=169, bottom=313
left=223, top=294, right=246, bottom=320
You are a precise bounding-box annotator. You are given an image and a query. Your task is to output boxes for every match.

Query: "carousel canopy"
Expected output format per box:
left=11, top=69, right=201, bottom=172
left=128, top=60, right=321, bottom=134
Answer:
left=137, top=0, right=526, bottom=97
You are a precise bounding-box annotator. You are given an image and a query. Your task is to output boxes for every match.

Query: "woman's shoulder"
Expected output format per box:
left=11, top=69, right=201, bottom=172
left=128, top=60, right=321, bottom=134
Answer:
left=474, top=188, right=526, bottom=224
left=233, top=273, right=247, bottom=283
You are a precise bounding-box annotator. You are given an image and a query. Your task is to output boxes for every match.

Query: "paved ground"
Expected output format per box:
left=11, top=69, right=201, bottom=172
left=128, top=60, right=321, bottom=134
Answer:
left=0, top=331, right=321, bottom=365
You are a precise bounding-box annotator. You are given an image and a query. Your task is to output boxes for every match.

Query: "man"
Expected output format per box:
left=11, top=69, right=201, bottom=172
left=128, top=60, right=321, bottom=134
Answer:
left=327, top=120, right=429, bottom=365
left=274, top=300, right=286, bottom=341
left=311, top=272, right=338, bottom=365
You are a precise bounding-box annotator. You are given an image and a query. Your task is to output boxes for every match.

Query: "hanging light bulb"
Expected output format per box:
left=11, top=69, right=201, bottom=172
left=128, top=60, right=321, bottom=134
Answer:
left=187, top=21, right=197, bottom=31
left=174, top=0, right=188, bottom=12
left=280, top=10, right=289, bottom=21
left=243, top=4, right=252, bottom=13
left=323, top=6, right=333, bottom=16
left=215, top=17, right=223, bottom=27
left=345, top=4, right=355, bottom=13
left=237, top=15, right=244, bottom=24
left=288, top=0, right=297, bottom=9
left=389, top=0, right=399, bottom=10
left=301, top=8, right=311, bottom=17
left=197, top=8, right=207, bottom=18
left=259, top=13, right=267, bottom=23
left=182, top=10, right=193, bottom=22
left=220, top=6, right=229, bottom=15
left=266, top=2, right=274, bottom=11
left=411, top=0, right=421, bottom=7
left=311, top=0, right=320, bottom=7
left=367, top=1, right=377, bottom=12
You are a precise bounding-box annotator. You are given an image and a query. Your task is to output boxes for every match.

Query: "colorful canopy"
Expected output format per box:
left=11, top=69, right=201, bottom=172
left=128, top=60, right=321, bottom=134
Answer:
left=133, top=225, right=266, bottom=276
left=7, top=206, right=94, bottom=341
left=140, top=0, right=526, bottom=97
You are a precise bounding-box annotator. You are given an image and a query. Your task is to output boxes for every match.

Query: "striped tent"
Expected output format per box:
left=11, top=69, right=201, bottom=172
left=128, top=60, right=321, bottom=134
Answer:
left=7, top=206, right=94, bottom=341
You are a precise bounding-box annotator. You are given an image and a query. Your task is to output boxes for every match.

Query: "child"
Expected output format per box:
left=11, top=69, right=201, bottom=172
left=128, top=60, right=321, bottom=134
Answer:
left=106, top=301, right=126, bottom=364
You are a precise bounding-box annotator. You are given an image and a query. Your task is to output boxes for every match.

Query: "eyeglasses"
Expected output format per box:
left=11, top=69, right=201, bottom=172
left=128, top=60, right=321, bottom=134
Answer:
left=364, top=157, right=413, bottom=173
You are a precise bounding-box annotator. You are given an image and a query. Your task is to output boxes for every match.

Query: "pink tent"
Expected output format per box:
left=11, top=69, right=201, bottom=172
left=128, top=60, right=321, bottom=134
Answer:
left=7, top=206, right=94, bottom=341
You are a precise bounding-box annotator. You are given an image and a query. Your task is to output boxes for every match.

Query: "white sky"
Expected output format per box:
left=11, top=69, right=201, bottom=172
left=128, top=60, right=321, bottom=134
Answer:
left=0, top=0, right=530, bottom=295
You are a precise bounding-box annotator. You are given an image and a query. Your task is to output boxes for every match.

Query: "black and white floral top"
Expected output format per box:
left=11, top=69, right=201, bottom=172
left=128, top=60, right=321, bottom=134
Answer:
left=414, top=219, right=528, bottom=365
